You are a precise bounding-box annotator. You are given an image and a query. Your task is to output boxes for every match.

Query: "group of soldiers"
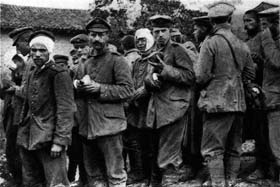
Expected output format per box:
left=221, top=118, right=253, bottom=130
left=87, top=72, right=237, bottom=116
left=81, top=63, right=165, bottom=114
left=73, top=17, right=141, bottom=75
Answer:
left=0, top=1, right=279, bottom=187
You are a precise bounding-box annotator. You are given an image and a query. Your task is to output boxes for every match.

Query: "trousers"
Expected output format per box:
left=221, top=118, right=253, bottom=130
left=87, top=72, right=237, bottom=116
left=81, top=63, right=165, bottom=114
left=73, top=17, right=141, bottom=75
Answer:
left=201, top=112, right=243, bottom=180
left=83, top=134, right=127, bottom=187
left=19, top=146, right=69, bottom=187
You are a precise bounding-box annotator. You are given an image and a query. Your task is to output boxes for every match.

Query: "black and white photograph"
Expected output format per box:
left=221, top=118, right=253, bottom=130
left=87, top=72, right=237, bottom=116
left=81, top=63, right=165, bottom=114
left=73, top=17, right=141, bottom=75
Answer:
left=0, top=0, right=279, bottom=186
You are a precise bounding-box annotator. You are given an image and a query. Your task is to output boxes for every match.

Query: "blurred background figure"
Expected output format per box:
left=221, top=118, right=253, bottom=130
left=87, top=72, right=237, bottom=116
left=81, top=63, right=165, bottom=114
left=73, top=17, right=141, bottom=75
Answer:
left=120, top=35, right=141, bottom=71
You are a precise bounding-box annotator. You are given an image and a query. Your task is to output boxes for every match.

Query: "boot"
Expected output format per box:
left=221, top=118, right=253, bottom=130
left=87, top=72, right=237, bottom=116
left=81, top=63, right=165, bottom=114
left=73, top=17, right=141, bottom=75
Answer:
left=88, top=180, right=108, bottom=187
left=126, top=139, right=146, bottom=185
left=78, top=162, right=88, bottom=185
left=161, top=166, right=180, bottom=187
left=178, top=164, right=195, bottom=182
left=225, top=156, right=240, bottom=182
left=149, top=166, right=162, bottom=187
left=207, top=158, right=226, bottom=187
left=68, top=161, right=78, bottom=182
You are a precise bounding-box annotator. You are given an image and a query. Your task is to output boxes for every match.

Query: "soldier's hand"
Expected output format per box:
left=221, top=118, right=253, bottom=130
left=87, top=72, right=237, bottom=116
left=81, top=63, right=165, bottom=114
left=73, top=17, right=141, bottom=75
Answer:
left=133, top=86, right=147, bottom=100
left=82, top=81, right=101, bottom=93
left=4, top=86, right=16, bottom=94
left=148, top=54, right=165, bottom=73
left=50, top=144, right=63, bottom=158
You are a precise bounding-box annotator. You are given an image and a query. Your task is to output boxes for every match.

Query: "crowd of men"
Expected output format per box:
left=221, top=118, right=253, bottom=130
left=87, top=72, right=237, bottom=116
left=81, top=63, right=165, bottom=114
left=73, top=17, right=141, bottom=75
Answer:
left=0, top=1, right=279, bottom=187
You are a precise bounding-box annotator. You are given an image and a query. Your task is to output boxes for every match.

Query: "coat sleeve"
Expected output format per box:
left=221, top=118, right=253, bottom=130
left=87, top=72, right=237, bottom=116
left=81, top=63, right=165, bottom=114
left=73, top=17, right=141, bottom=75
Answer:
left=53, top=71, right=76, bottom=146
left=15, top=59, right=33, bottom=99
left=242, top=47, right=256, bottom=85
left=99, top=56, right=134, bottom=102
left=261, top=29, right=280, bottom=68
left=160, top=45, right=195, bottom=86
left=196, top=39, right=214, bottom=87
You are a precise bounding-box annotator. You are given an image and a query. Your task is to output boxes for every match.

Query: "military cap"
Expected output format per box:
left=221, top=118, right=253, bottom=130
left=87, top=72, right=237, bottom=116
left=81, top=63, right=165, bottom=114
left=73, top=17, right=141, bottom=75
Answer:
left=8, top=27, right=33, bottom=46
left=170, top=28, right=182, bottom=36
left=193, top=16, right=212, bottom=27
left=149, top=15, right=173, bottom=28
left=53, top=54, right=69, bottom=65
left=258, top=7, right=279, bottom=17
left=70, top=34, right=89, bottom=44
left=86, top=17, right=111, bottom=32
left=207, top=2, right=235, bottom=18
left=28, top=30, right=55, bottom=43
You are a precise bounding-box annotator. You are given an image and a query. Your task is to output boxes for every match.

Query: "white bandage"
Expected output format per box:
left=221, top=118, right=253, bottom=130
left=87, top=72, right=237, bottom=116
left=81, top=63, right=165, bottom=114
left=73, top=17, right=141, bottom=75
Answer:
left=29, top=36, right=55, bottom=53
left=135, top=28, right=155, bottom=52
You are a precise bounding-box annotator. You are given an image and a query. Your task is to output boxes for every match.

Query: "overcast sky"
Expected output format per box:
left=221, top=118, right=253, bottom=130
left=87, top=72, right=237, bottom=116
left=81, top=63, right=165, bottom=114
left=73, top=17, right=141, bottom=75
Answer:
left=0, top=0, right=279, bottom=12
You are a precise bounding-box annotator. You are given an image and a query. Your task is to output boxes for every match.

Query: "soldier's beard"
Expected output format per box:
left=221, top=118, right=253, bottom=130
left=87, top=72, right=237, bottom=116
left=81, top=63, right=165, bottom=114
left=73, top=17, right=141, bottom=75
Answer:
left=245, top=27, right=259, bottom=38
left=92, top=41, right=105, bottom=51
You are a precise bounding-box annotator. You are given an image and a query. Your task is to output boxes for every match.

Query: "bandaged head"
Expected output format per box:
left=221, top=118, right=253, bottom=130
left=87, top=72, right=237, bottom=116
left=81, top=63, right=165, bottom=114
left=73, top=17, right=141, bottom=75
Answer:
left=29, top=30, right=55, bottom=53
left=135, top=28, right=155, bottom=52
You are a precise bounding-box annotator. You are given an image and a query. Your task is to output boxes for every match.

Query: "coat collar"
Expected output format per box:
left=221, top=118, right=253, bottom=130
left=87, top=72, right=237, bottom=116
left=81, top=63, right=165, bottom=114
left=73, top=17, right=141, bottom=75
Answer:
left=124, top=48, right=139, bottom=56
left=33, top=60, right=54, bottom=74
left=213, top=23, right=231, bottom=33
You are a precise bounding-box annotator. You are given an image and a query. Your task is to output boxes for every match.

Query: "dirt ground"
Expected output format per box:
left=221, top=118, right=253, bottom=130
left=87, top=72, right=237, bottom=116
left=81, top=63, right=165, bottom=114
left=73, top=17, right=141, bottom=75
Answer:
left=0, top=150, right=279, bottom=187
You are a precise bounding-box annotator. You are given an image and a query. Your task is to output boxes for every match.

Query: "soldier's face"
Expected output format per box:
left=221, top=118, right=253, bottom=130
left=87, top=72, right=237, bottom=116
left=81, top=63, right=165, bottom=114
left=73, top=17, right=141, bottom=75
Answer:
left=89, top=31, right=109, bottom=50
left=73, top=44, right=90, bottom=57
left=243, top=14, right=258, bottom=32
left=153, top=27, right=170, bottom=47
left=136, top=38, right=147, bottom=52
left=260, top=18, right=272, bottom=31
left=30, top=43, right=50, bottom=67
left=15, top=33, right=31, bottom=56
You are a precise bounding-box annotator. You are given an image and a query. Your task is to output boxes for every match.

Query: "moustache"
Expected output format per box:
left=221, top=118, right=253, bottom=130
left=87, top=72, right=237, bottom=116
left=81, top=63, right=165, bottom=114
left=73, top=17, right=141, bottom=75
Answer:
left=34, top=58, right=43, bottom=61
left=92, top=41, right=103, bottom=45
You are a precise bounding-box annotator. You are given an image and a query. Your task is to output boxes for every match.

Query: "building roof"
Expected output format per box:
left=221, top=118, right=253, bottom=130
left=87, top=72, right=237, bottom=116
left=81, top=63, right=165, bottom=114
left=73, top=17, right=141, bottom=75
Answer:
left=251, top=2, right=279, bottom=12
left=0, top=4, right=91, bottom=33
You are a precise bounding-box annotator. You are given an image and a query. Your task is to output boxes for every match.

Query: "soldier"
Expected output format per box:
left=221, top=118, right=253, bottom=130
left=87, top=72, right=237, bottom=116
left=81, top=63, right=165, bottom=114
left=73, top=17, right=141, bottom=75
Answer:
left=53, top=54, right=69, bottom=70
left=0, top=27, right=34, bottom=187
left=242, top=9, right=271, bottom=180
left=192, top=16, right=213, bottom=49
left=8, top=27, right=34, bottom=98
left=69, top=35, right=90, bottom=186
left=244, top=10, right=260, bottom=41
left=17, top=30, right=75, bottom=187
left=258, top=7, right=280, bottom=183
left=73, top=17, right=134, bottom=187
left=120, top=35, right=141, bottom=70
left=196, top=3, right=256, bottom=186
left=123, top=28, right=155, bottom=185
left=260, top=7, right=279, bottom=31
left=70, top=34, right=89, bottom=59
left=70, top=34, right=90, bottom=75
left=144, top=15, right=195, bottom=186
left=170, top=28, right=183, bottom=43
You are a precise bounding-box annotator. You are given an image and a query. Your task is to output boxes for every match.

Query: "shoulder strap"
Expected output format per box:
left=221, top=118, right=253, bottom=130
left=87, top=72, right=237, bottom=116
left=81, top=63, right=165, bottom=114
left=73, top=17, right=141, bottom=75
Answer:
left=214, top=33, right=240, bottom=70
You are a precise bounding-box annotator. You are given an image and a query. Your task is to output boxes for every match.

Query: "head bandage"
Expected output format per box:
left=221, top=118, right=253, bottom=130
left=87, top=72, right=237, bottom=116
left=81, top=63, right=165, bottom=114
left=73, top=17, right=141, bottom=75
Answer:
left=135, top=28, right=155, bottom=52
left=29, top=36, right=55, bottom=53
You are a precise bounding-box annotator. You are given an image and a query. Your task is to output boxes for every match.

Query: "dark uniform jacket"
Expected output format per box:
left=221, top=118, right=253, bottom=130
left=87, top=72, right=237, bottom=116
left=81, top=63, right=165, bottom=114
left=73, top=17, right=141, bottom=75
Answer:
left=245, top=34, right=264, bottom=85
left=75, top=49, right=134, bottom=139
left=15, top=56, right=33, bottom=99
left=127, top=53, right=151, bottom=128
left=146, top=41, right=195, bottom=129
left=1, top=56, right=32, bottom=129
left=196, top=23, right=255, bottom=113
left=17, top=61, right=75, bottom=150
left=261, top=29, right=280, bottom=110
